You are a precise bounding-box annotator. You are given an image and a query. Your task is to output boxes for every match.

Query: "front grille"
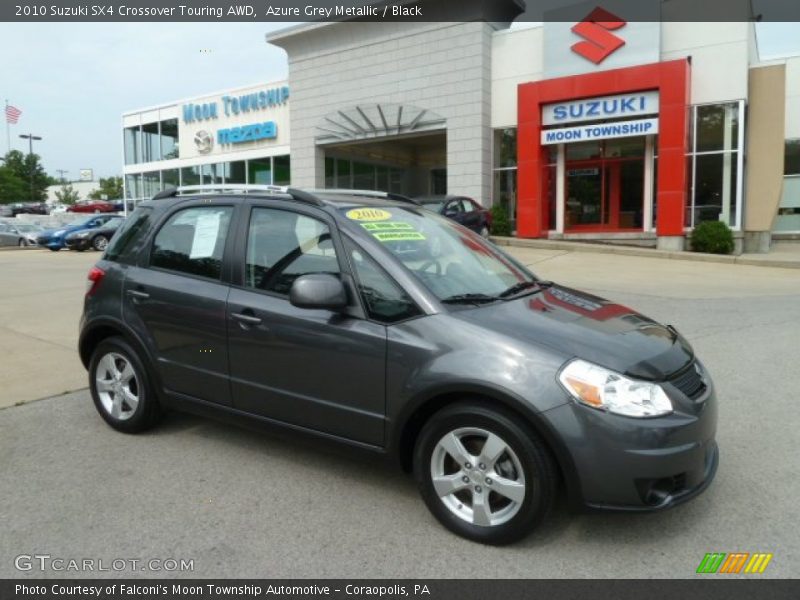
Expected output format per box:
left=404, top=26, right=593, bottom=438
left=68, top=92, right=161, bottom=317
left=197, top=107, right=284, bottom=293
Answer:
left=670, top=362, right=707, bottom=400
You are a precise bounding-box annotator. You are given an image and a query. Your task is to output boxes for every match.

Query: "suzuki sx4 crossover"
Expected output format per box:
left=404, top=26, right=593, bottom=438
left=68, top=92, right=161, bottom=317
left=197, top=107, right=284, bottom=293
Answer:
left=79, top=188, right=718, bottom=545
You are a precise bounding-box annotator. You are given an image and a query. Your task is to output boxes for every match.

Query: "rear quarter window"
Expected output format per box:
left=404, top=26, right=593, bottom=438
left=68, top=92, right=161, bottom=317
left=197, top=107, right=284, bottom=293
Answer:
left=104, top=207, right=153, bottom=263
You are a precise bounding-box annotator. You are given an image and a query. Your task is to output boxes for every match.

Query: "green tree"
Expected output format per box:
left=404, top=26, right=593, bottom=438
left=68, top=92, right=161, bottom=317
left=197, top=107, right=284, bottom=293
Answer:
left=0, top=165, right=29, bottom=203
left=88, top=176, right=123, bottom=200
left=2, top=150, right=49, bottom=202
left=55, top=184, right=81, bottom=205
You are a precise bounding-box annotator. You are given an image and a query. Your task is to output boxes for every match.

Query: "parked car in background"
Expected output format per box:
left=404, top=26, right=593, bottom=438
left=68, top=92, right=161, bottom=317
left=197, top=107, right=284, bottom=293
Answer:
left=11, top=202, right=49, bottom=216
left=67, top=201, right=116, bottom=214
left=0, top=205, right=12, bottom=218
left=65, top=216, right=124, bottom=251
left=7, top=222, right=44, bottom=246
left=111, top=200, right=134, bottom=212
left=0, top=222, right=34, bottom=246
left=36, top=214, right=120, bottom=251
left=49, top=204, right=69, bottom=215
left=417, top=195, right=492, bottom=237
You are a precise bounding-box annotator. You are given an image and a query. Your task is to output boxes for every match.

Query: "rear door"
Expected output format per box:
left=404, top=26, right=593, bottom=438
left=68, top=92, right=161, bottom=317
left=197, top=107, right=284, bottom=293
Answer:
left=226, top=202, right=388, bottom=446
left=122, top=202, right=237, bottom=406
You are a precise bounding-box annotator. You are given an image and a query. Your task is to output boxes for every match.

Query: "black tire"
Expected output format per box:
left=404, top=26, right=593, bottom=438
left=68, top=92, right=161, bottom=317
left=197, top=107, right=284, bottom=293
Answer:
left=92, top=235, right=108, bottom=251
left=88, top=336, right=161, bottom=433
left=18, top=238, right=27, bottom=247
left=413, top=401, right=556, bottom=545
left=48, top=247, right=60, bottom=252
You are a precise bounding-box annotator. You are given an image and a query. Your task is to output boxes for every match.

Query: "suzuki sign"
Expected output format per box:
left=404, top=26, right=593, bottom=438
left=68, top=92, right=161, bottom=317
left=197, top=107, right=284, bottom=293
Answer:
left=543, top=91, right=659, bottom=126
left=543, top=1, right=660, bottom=79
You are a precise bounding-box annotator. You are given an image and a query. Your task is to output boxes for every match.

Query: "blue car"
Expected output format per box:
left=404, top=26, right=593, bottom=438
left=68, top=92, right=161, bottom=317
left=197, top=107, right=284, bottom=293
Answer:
left=37, top=215, right=121, bottom=251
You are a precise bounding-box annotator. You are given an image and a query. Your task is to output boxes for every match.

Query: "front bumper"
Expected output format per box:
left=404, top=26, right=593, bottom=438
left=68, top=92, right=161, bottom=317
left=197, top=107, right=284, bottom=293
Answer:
left=65, top=238, right=91, bottom=251
left=542, top=375, right=718, bottom=511
left=37, top=237, right=65, bottom=249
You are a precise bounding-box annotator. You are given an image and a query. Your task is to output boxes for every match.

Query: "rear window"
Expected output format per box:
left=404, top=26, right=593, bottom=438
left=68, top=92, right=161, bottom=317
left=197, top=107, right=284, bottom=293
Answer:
left=104, top=208, right=152, bottom=263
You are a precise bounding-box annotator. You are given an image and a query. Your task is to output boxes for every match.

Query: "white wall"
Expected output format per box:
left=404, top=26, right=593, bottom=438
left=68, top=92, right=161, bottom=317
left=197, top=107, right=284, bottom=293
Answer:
left=661, top=22, right=750, bottom=104
left=491, top=26, right=542, bottom=128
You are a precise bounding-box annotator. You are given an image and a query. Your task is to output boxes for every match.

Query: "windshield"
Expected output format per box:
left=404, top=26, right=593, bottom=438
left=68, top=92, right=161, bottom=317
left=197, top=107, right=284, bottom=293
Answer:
left=342, top=206, right=537, bottom=303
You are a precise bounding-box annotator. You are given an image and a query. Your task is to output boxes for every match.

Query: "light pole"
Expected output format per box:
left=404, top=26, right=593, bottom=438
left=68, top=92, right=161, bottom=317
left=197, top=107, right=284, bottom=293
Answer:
left=56, top=169, right=68, bottom=183
left=19, top=133, right=43, bottom=202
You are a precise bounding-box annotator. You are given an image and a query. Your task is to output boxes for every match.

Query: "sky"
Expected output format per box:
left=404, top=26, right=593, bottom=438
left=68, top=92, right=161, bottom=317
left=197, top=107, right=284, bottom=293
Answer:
left=0, top=21, right=798, bottom=181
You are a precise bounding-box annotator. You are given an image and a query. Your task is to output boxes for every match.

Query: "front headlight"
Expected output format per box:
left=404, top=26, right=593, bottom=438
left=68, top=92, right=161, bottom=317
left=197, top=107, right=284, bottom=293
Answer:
left=73, top=231, right=91, bottom=239
left=558, top=359, right=673, bottom=418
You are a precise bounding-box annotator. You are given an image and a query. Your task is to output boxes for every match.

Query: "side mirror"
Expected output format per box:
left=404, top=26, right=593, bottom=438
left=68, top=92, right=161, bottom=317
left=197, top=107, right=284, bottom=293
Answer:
left=289, top=273, right=348, bottom=311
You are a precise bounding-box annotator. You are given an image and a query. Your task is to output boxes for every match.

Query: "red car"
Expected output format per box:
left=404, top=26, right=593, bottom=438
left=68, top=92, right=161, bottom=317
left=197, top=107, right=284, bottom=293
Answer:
left=67, top=201, right=117, bottom=214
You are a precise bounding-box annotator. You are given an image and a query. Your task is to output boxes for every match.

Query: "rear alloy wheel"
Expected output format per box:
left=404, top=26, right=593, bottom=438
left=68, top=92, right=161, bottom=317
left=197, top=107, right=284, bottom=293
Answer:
left=414, top=401, right=556, bottom=545
left=89, top=337, right=160, bottom=433
left=479, top=225, right=490, bottom=238
left=92, top=235, right=109, bottom=251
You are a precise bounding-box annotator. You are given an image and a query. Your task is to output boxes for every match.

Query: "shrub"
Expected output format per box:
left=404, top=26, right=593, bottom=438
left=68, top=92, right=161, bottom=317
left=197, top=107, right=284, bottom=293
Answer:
left=490, top=203, right=512, bottom=237
left=690, top=221, right=734, bottom=254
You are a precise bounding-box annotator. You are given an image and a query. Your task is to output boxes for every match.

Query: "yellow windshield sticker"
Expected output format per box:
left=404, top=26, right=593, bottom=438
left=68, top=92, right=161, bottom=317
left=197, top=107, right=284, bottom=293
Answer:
left=346, top=208, right=392, bottom=222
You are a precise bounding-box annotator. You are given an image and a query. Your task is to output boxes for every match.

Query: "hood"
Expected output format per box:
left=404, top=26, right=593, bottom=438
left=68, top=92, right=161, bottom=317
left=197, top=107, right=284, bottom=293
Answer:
left=455, top=284, right=694, bottom=380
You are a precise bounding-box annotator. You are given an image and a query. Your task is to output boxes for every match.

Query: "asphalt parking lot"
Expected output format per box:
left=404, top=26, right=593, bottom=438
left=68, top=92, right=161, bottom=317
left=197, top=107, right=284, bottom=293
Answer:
left=1, top=246, right=799, bottom=578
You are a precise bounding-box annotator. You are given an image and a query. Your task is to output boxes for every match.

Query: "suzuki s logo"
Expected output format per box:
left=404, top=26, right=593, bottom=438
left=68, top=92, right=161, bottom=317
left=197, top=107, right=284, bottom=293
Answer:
left=571, top=7, right=627, bottom=64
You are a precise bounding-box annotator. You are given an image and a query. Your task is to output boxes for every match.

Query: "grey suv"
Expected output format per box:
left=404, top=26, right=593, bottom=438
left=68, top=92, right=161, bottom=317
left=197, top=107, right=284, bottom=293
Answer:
left=79, top=186, right=718, bottom=545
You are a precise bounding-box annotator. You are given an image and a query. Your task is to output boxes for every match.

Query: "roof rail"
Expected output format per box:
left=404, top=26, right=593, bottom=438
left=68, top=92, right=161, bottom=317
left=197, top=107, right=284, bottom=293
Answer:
left=308, top=188, right=421, bottom=206
left=149, top=184, right=325, bottom=207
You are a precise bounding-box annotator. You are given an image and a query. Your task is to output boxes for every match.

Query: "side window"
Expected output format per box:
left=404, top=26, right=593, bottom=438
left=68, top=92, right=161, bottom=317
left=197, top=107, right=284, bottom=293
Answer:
left=344, top=238, right=420, bottom=324
left=443, top=200, right=461, bottom=216
left=462, top=198, right=476, bottom=213
left=150, top=206, right=233, bottom=280
left=245, top=207, right=340, bottom=295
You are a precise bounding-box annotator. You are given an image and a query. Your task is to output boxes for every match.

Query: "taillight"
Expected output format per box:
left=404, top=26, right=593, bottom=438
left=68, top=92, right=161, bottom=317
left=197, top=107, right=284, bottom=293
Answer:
left=86, top=266, right=106, bottom=297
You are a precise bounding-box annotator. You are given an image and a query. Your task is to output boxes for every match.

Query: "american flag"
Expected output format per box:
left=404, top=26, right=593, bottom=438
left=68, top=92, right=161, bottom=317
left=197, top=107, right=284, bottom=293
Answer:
left=5, top=104, right=22, bottom=124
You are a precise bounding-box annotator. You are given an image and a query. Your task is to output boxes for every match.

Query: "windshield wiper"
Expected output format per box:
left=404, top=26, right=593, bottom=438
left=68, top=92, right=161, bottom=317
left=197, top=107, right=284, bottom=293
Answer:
left=498, top=280, right=552, bottom=299
left=441, top=293, right=499, bottom=305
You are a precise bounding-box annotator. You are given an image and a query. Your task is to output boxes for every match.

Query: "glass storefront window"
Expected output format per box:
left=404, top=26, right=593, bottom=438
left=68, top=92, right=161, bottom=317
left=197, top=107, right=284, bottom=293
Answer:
left=696, top=104, right=739, bottom=153
left=785, top=139, right=800, bottom=176
left=162, top=169, right=179, bottom=191
left=336, top=158, right=351, bottom=188
left=687, top=101, right=743, bottom=228
left=325, top=157, right=336, bottom=188
left=202, top=163, right=223, bottom=185
left=273, top=155, right=291, bottom=186
left=353, top=161, right=374, bottom=189
left=125, top=174, right=140, bottom=200
left=124, top=127, right=140, bottom=165
left=141, top=122, right=160, bottom=163
left=248, top=158, right=272, bottom=185
left=493, top=169, right=517, bottom=226
left=493, top=129, right=517, bottom=168
left=566, top=141, right=602, bottom=161
left=161, top=119, right=179, bottom=160
left=181, top=166, right=201, bottom=186
left=141, top=171, right=160, bottom=198
left=224, top=161, right=246, bottom=184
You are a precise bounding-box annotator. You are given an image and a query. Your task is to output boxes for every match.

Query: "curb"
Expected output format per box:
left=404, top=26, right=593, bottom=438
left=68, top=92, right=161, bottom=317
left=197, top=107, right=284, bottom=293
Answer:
left=490, top=237, right=800, bottom=270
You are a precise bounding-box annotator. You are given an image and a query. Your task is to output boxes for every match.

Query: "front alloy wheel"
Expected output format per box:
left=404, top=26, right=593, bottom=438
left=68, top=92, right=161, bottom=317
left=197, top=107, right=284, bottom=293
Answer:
left=431, top=427, right=526, bottom=527
left=414, top=401, right=556, bottom=545
left=93, top=235, right=109, bottom=251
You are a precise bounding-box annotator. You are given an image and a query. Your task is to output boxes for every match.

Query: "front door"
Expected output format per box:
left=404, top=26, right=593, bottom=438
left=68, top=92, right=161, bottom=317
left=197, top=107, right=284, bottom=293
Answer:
left=226, top=204, right=387, bottom=446
left=564, top=139, right=647, bottom=232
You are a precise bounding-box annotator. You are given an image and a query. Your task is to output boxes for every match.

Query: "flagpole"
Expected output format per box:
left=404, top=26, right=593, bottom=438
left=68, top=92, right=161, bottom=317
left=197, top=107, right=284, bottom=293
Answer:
left=4, top=99, right=9, bottom=155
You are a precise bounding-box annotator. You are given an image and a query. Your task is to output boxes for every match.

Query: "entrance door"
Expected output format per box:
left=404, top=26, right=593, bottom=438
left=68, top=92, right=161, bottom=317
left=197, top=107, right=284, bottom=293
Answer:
left=564, top=142, right=646, bottom=232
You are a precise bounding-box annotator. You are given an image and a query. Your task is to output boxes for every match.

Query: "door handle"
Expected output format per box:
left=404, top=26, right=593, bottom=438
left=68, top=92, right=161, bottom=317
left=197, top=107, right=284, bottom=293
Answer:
left=127, top=289, right=150, bottom=301
left=231, top=312, right=262, bottom=326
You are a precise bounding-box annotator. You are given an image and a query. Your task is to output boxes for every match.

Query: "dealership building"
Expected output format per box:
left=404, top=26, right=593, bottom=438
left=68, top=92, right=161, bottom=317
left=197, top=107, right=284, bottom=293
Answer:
left=122, top=1, right=800, bottom=252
